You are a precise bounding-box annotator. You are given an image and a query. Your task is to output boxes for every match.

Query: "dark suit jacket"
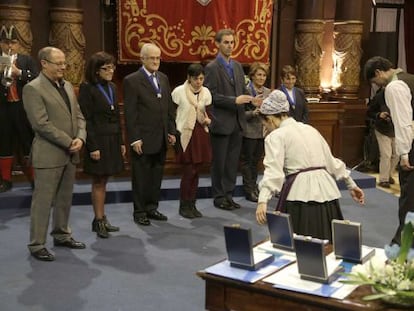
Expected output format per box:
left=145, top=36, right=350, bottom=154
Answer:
left=78, top=82, right=122, bottom=152
left=204, top=58, right=248, bottom=135
left=279, top=86, right=309, bottom=123
left=123, top=68, right=176, bottom=154
left=0, top=52, right=39, bottom=100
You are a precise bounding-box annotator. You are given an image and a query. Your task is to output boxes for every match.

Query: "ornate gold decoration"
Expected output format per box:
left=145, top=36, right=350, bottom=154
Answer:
left=118, top=0, right=273, bottom=63
left=295, top=20, right=325, bottom=95
left=49, top=8, right=86, bottom=87
left=0, top=4, right=32, bottom=54
left=332, top=21, right=363, bottom=98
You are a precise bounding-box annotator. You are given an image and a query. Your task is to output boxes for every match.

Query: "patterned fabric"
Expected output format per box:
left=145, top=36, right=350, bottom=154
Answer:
left=260, top=90, right=289, bottom=115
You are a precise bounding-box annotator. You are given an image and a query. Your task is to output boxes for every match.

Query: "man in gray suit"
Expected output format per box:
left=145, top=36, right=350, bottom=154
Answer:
left=204, top=29, right=261, bottom=210
left=23, top=47, right=87, bottom=261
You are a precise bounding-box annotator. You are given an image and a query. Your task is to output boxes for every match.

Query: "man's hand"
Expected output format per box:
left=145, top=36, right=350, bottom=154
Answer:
left=235, top=94, right=253, bottom=105
left=69, top=138, right=83, bottom=153
left=400, top=157, right=414, bottom=171
left=132, top=140, right=143, bottom=155
left=168, top=134, right=176, bottom=146
left=256, top=202, right=268, bottom=225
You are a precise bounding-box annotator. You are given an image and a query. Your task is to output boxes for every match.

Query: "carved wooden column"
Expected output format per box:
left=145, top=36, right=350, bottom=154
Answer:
left=295, top=0, right=325, bottom=96
left=0, top=0, right=33, bottom=54
left=331, top=0, right=363, bottom=99
left=49, top=0, right=85, bottom=87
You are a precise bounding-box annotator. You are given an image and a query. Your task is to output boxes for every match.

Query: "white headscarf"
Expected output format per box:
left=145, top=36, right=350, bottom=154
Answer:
left=260, top=89, right=289, bottom=115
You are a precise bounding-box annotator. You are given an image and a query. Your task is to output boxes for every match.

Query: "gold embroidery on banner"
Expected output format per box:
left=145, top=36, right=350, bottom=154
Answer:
left=118, top=0, right=273, bottom=63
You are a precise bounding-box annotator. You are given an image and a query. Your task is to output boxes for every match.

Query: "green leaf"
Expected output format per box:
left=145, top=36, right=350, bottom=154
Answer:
left=397, top=222, right=414, bottom=265
left=363, top=293, right=388, bottom=301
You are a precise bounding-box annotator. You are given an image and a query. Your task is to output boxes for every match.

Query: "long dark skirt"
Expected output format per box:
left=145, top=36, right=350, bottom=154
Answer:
left=285, top=199, right=343, bottom=241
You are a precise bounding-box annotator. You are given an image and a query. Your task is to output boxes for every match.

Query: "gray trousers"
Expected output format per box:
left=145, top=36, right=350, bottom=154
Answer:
left=28, top=162, right=76, bottom=253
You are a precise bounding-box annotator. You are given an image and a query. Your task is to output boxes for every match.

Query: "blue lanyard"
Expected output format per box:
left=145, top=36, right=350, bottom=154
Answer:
left=249, top=81, right=257, bottom=97
left=97, top=83, right=114, bottom=109
left=140, top=67, right=162, bottom=98
left=281, top=84, right=296, bottom=107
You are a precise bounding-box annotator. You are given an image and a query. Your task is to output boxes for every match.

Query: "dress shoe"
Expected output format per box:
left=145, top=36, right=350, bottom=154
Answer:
left=31, top=248, right=55, bottom=261
left=53, top=238, right=86, bottom=249
left=245, top=192, right=258, bottom=202
left=214, top=199, right=235, bottom=211
left=0, top=180, right=12, bottom=193
left=191, top=205, right=203, bottom=218
left=378, top=181, right=390, bottom=188
left=92, top=218, right=109, bottom=238
left=147, top=210, right=168, bottom=221
left=389, top=177, right=395, bottom=185
left=134, top=216, right=151, bottom=226
left=229, top=198, right=241, bottom=209
left=103, top=215, right=120, bottom=232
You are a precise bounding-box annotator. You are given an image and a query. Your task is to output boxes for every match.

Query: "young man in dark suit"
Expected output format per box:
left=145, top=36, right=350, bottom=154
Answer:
left=204, top=29, right=261, bottom=210
left=123, top=43, right=177, bottom=226
left=0, top=24, right=38, bottom=192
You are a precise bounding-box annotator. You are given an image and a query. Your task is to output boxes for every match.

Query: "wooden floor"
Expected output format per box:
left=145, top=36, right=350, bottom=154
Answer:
left=366, top=171, right=400, bottom=197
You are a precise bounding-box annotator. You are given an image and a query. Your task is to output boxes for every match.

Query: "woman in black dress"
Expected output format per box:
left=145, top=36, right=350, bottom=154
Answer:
left=79, top=51, right=125, bottom=238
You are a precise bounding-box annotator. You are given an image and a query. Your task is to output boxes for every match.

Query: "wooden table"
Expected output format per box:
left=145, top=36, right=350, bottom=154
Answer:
left=197, top=269, right=399, bottom=311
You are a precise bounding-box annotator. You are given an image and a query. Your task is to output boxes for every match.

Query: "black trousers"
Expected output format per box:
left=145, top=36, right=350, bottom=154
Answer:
left=130, top=147, right=166, bottom=218
left=392, top=140, right=414, bottom=246
left=210, top=129, right=242, bottom=203
left=240, top=137, right=264, bottom=193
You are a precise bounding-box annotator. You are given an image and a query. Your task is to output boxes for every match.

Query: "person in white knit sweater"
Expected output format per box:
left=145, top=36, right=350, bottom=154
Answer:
left=172, top=63, right=212, bottom=218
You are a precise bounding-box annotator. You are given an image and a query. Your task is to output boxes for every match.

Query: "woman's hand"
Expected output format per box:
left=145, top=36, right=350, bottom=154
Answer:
left=90, top=150, right=100, bottom=161
left=350, top=186, right=365, bottom=205
left=256, top=202, right=268, bottom=224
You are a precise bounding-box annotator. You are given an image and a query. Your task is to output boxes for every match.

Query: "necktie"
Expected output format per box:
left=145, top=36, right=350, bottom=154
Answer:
left=7, top=81, right=20, bottom=102
left=152, top=73, right=159, bottom=91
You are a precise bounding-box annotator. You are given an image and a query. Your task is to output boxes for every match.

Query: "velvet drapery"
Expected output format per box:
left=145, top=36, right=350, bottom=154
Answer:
left=117, top=0, right=274, bottom=64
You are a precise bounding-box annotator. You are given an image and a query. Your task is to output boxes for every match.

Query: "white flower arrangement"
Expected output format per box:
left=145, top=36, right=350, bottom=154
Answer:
left=341, top=212, right=414, bottom=306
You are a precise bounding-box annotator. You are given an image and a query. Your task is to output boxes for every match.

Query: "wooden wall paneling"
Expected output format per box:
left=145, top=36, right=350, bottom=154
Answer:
left=340, top=100, right=368, bottom=167
left=308, top=102, right=345, bottom=159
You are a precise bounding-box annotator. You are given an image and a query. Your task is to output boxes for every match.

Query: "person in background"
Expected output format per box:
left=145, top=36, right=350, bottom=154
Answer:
left=23, top=47, right=87, bottom=261
left=255, top=90, right=365, bottom=241
left=78, top=51, right=125, bottom=238
left=123, top=43, right=177, bottom=226
left=172, top=63, right=212, bottom=218
left=366, top=87, right=398, bottom=188
left=364, top=56, right=414, bottom=247
left=0, top=24, right=38, bottom=192
left=204, top=28, right=261, bottom=211
left=240, top=62, right=270, bottom=202
left=278, top=65, right=308, bottom=123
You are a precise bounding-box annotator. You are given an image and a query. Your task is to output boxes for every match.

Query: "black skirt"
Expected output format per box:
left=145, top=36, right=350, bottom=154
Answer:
left=284, top=199, right=343, bottom=241
left=83, top=134, right=124, bottom=176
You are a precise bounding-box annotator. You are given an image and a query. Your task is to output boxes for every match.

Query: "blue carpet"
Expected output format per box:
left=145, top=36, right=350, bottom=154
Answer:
left=0, top=170, right=376, bottom=210
left=0, top=172, right=399, bottom=311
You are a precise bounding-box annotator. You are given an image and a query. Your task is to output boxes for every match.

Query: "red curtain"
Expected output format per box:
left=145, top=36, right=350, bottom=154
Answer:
left=405, top=1, right=414, bottom=73
left=117, top=0, right=274, bottom=64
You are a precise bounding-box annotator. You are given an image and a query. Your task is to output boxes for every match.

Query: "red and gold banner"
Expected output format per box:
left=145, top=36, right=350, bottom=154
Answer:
left=117, top=0, right=274, bottom=64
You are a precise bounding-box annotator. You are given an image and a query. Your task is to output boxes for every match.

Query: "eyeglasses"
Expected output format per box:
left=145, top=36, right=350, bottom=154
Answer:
left=100, top=65, right=116, bottom=72
left=44, top=59, right=67, bottom=67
